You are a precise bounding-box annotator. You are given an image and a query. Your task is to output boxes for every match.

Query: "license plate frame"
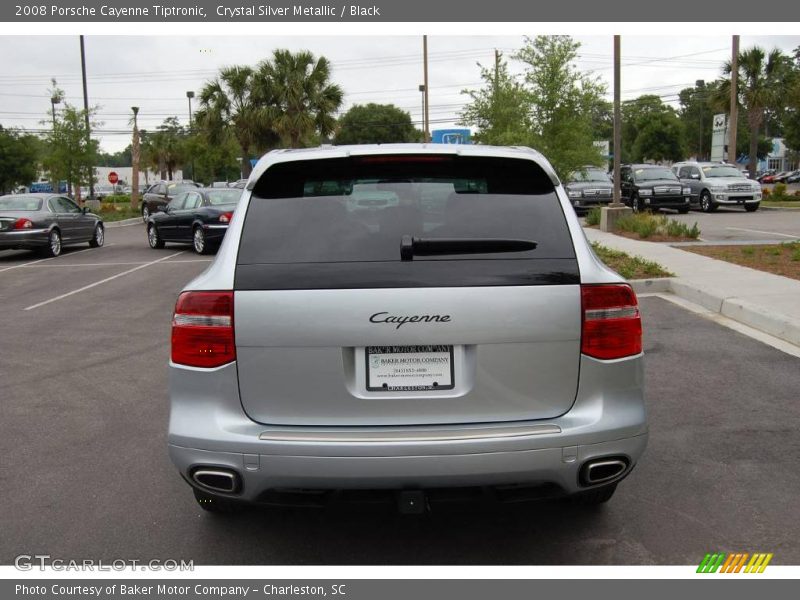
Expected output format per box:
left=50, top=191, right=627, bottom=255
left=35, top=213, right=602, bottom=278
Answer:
left=365, top=345, right=455, bottom=392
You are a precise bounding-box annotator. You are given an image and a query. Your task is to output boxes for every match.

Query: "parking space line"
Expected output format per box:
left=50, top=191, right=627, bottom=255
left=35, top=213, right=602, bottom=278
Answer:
left=23, top=251, right=186, bottom=311
left=22, top=258, right=212, bottom=268
left=725, top=227, right=800, bottom=239
left=0, top=245, right=112, bottom=274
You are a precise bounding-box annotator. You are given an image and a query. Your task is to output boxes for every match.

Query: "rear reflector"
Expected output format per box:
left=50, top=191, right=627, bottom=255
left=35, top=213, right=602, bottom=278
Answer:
left=581, top=284, right=642, bottom=360
left=171, top=291, right=235, bottom=368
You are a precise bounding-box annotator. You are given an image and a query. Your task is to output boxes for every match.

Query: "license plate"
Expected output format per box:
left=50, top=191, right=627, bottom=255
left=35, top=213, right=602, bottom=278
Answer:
left=366, top=345, right=454, bottom=392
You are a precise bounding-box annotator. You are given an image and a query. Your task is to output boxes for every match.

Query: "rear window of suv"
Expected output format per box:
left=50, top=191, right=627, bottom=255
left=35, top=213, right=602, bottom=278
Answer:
left=236, top=155, right=578, bottom=290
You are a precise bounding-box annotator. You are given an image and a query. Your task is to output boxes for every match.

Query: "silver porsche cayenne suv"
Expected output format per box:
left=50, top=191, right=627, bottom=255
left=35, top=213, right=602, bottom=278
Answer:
left=168, top=144, right=647, bottom=513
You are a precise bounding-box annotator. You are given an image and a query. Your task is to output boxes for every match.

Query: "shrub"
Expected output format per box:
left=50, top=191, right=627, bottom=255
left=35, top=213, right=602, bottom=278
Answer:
left=584, top=207, right=601, bottom=226
left=773, top=183, right=787, bottom=199
left=615, top=212, right=700, bottom=239
left=761, top=187, right=770, bottom=198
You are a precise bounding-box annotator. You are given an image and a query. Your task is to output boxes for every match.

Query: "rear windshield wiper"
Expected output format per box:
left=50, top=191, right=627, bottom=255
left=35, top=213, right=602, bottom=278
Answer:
left=400, top=235, right=537, bottom=261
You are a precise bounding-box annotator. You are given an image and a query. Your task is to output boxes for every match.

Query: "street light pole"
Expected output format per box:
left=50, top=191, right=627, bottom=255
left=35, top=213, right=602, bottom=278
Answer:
left=696, top=79, right=705, bottom=160
left=131, top=106, right=141, bottom=212
left=186, top=90, right=195, bottom=181
left=423, top=35, right=430, bottom=143
left=79, top=35, right=93, bottom=204
left=418, top=84, right=425, bottom=138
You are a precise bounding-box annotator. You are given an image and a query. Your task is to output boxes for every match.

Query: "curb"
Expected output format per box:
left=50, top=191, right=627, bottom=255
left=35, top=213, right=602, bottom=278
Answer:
left=632, top=277, right=800, bottom=348
left=105, top=218, right=142, bottom=228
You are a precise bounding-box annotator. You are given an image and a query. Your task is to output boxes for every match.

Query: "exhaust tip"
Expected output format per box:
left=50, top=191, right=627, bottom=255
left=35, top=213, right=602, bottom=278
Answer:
left=580, top=458, right=628, bottom=486
left=192, top=468, right=239, bottom=493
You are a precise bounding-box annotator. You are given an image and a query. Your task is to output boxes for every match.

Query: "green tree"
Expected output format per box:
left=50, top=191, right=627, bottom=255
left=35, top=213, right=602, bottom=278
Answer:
left=631, top=112, right=686, bottom=163
left=620, top=95, right=679, bottom=162
left=513, top=36, right=607, bottom=177
left=255, top=49, right=344, bottom=148
left=335, top=103, right=419, bottom=145
left=714, top=46, right=794, bottom=176
left=678, top=81, right=718, bottom=160
left=141, top=117, right=186, bottom=180
left=0, top=126, right=40, bottom=194
left=458, top=51, right=529, bottom=146
left=197, top=65, right=272, bottom=179
left=182, top=129, right=242, bottom=184
left=41, top=104, right=99, bottom=199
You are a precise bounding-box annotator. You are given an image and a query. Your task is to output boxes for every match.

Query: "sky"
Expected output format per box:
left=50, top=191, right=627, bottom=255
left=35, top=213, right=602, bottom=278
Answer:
left=0, top=34, right=798, bottom=153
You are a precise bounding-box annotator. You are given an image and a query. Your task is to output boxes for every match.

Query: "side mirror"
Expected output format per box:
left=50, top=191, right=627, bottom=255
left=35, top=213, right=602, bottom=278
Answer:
left=82, top=206, right=89, bottom=214
left=158, top=205, right=168, bottom=213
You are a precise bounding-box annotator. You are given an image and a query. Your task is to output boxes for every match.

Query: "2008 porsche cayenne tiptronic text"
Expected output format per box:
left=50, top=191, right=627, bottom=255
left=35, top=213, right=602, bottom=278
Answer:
left=167, top=144, right=647, bottom=513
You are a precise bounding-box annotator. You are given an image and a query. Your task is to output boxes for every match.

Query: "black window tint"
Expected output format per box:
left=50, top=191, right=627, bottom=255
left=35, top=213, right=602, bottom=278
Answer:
left=240, top=156, right=573, bottom=265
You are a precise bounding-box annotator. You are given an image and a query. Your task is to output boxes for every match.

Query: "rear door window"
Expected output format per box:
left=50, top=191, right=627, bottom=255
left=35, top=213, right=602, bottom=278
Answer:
left=236, top=155, right=578, bottom=290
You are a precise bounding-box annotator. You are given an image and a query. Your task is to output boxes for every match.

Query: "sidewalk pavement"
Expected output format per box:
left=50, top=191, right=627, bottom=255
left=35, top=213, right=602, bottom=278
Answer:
left=584, top=227, right=800, bottom=347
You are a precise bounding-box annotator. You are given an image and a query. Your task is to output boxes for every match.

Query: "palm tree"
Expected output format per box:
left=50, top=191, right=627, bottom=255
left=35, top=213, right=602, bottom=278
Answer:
left=716, top=47, right=792, bottom=177
left=197, top=66, right=272, bottom=178
left=254, top=50, right=344, bottom=148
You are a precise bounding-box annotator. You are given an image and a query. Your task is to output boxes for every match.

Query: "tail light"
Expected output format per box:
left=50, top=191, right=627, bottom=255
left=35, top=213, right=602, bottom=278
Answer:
left=14, top=218, right=33, bottom=230
left=581, top=284, right=642, bottom=360
left=219, top=211, right=234, bottom=223
left=171, top=291, right=235, bottom=368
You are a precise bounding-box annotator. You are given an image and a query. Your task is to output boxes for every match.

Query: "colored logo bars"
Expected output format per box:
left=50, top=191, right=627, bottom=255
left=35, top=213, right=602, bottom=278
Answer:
left=697, top=552, right=773, bottom=573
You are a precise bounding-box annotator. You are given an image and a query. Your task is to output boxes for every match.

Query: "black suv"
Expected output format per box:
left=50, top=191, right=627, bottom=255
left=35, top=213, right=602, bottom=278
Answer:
left=620, top=165, right=691, bottom=214
left=141, top=180, right=200, bottom=222
left=564, top=167, right=613, bottom=214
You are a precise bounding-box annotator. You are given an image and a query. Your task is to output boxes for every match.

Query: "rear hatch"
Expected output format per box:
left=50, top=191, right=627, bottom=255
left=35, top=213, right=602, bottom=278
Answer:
left=233, top=154, right=582, bottom=426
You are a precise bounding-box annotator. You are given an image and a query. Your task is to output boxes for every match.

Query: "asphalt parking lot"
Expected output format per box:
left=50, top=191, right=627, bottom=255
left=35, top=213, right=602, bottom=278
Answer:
left=668, top=206, right=800, bottom=243
left=1, top=222, right=799, bottom=565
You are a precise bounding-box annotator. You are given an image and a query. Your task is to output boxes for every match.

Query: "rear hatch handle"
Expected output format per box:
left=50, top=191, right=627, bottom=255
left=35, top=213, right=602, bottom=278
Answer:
left=400, top=235, right=538, bottom=261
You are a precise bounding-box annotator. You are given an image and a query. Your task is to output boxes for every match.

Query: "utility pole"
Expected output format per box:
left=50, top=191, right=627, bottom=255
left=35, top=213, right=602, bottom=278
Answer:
left=423, top=35, right=430, bottom=143
left=612, top=35, right=622, bottom=207
left=696, top=80, right=705, bottom=160
left=729, top=35, right=740, bottom=171
left=79, top=35, right=93, bottom=204
left=601, top=35, right=631, bottom=231
left=186, top=90, right=195, bottom=182
left=131, top=106, right=140, bottom=212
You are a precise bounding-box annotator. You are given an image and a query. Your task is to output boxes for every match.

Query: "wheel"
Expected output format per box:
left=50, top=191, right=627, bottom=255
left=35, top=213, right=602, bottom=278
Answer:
left=571, top=483, right=617, bottom=506
left=147, top=224, right=165, bottom=249
left=192, top=226, right=209, bottom=255
left=141, top=204, right=150, bottom=223
left=631, top=194, right=643, bottom=213
left=745, top=202, right=759, bottom=213
left=699, top=190, right=717, bottom=213
left=89, top=223, right=104, bottom=248
left=677, top=206, right=690, bottom=214
left=193, top=488, right=245, bottom=514
left=42, top=229, right=62, bottom=257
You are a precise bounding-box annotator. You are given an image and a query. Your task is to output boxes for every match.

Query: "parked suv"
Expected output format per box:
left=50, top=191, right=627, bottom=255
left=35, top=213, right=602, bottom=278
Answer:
left=672, top=162, right=761, bottom=212
left=168, top=145, right=648, bottom=513
left=564, top=166, right=613, bottom=214
left=620, top=164, right=691, bottom=213
left=141, top=180, right=200, bottom=222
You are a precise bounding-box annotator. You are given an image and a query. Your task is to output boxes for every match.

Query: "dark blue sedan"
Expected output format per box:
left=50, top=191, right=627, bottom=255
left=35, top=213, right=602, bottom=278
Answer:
left=146, top=188, right=242, bottom=254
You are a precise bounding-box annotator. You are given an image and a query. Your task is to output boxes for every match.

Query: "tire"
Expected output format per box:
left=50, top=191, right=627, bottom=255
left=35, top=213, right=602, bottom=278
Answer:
left=42, top=229, right=62, bottom=257
left=141, top=204, right=150, bottom=223
left=745, top=202, right=760, bottom=213
left=631, top=194, right=643, bottom=213
left=700, top=190, right=717, bottom=213
left=89, top=223, right=104, bottom=248
left=677, top=206, right=690, bottom=214
left=571, top=483, right=618, bottom=506
left=147, top=224, right=165, bottom=249
left=192, top=226, right=209, bottom=255
left=193, top=488, right=245, bottom=514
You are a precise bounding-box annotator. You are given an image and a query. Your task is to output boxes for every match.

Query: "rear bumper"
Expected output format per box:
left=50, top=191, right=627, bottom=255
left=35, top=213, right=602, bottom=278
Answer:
left=168, top=354, right=648, bottom=502
left=0, top=229, right=49, bottom=249
left=202, top=224, right=229, bottom=243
